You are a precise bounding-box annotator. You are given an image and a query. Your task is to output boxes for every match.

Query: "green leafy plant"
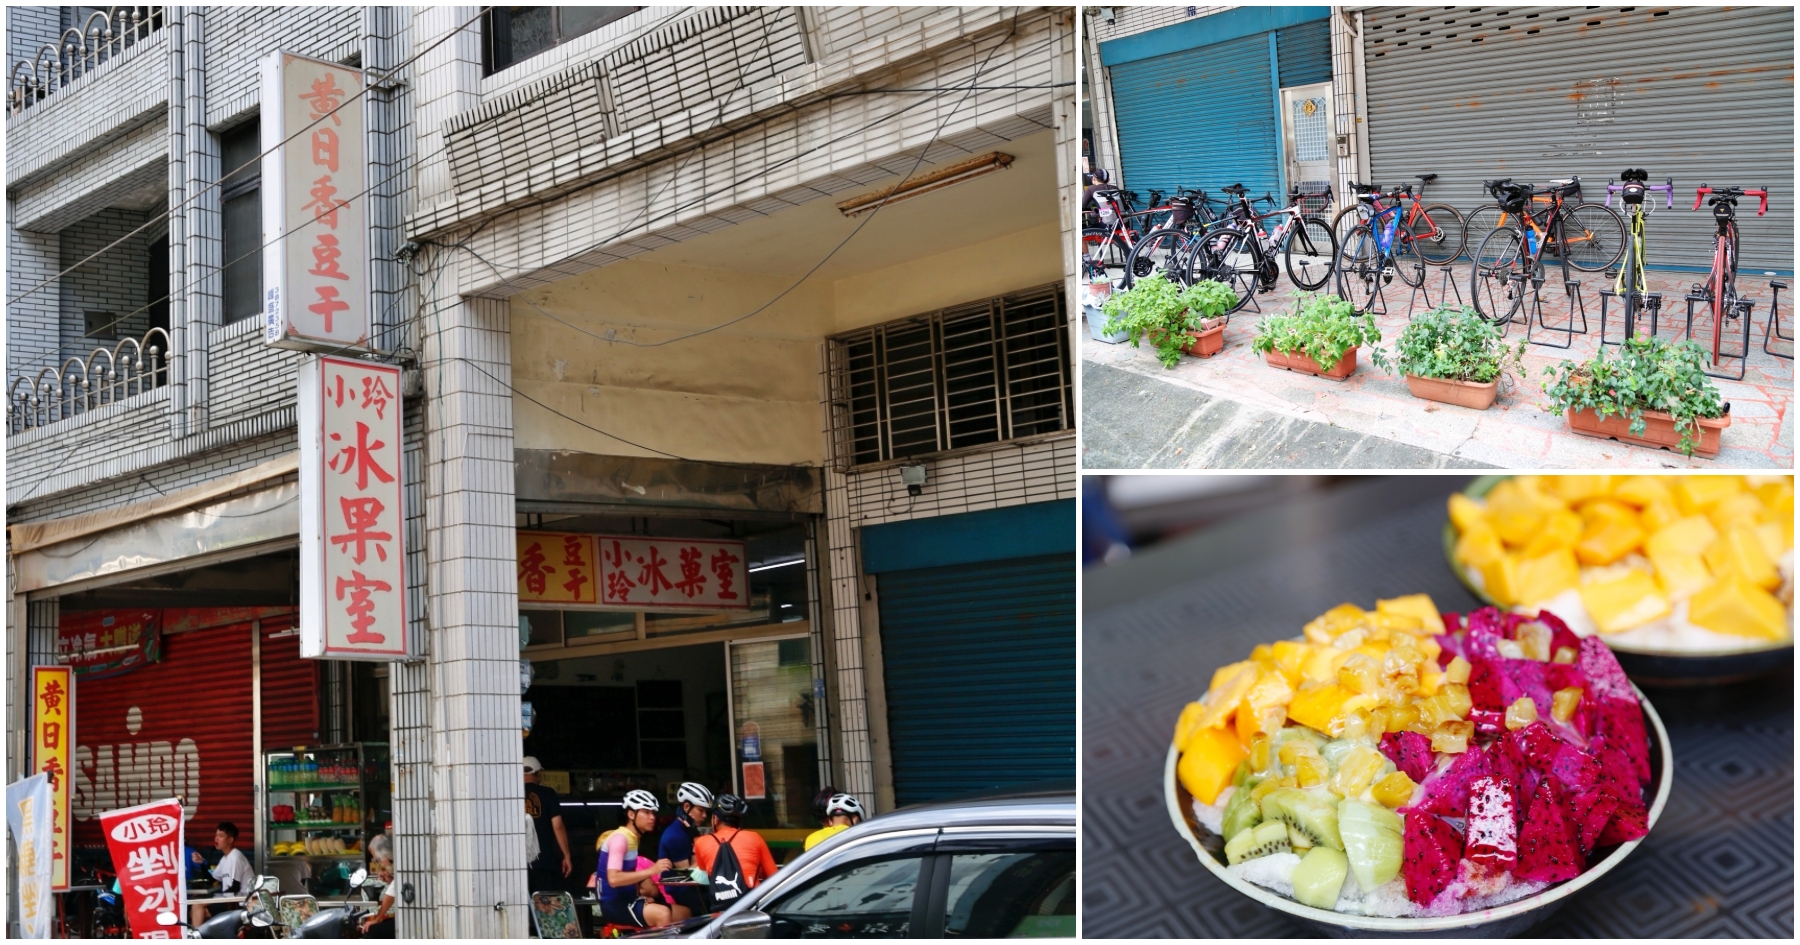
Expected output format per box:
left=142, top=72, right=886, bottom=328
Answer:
left=1251, top=293, right=1382, bottom=370
left=1181, top=280, right=1237, bottom=325
left=1384, top=305, right=1525, bottom=383
left=1102, top=274, right=1233, bottom=368
left=1540, top=337, right=1728, bottom=456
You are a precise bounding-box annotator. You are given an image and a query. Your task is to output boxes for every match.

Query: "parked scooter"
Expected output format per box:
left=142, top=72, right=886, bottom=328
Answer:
left=289, top=868, right=374, bottom=939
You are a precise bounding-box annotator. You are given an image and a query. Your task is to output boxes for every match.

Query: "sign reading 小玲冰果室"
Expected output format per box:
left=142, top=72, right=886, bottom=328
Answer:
left=261, top=51, right=369, bottom=352
left=99, top=798, right=186, bottom=938
left=516, top=532, right=751, bottom=611
left=299, top=355, right=408, bottom=660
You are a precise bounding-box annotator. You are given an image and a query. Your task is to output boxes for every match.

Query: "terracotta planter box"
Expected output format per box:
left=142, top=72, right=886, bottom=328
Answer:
left=1566, top=406, right=1730, bottom=457
left=1405, top=373, right=1499, bottom=410
left=1264, top=346, right=1358, bottom=380
left=1184, top=321, right=1227, bottom=358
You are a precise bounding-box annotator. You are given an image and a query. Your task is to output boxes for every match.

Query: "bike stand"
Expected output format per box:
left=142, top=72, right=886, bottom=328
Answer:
left=1526, top=277, right=1590, bottom=350
left=1405, top=264, right=1431, bottom=318
left=1598, top=287, right=1662, bottom=347
left=1490, top=272, right=1531, bottom=340
left=1765, top=280, right=1792, bottom=361
left=1435, top=266, right=1465, bottom=308
left=1682, top=290, right=1752, bottom=381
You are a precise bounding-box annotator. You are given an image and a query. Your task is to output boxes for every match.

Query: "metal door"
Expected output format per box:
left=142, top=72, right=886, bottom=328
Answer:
left=1282, top=83, right=1335, bottom=212
left=1107, top=32, right=1280, bottom=199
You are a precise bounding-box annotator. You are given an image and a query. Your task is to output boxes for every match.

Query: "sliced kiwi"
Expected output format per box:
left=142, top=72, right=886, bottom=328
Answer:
left=1319, top=738, right=1358, bottom=770
left=1290, top=846, right=1349, bottom=910
left=1221, top=781, right=1262, bottom=839
left=1225, top=820, right=1292, bottom=865
left=1260, top=788, right=1343, bottom=851
left=1287, top=823, right=1313, bottom=852
left=1338, top=799, right=1404, bottom=891
left=1230, top=759, right=1252, bottom=790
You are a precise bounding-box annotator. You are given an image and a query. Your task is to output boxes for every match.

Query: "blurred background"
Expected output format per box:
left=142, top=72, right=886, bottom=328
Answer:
left=1083, top=475, right=1350, bottom=566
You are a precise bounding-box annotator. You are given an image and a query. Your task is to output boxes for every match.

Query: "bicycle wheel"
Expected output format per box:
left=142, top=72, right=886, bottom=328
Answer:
left=1186, top=226, right=1255, bottom=314
left=1463, top=204, right=1508, bottom=246
left=1393, top=229, right=1426, bottom=287
left=1330, top=203, right=1369, bottom=247
left=1122, top=227, right=1191, bottom=288
left=1082, top=227, right=1132, bottom=286
left=1335, top=225, right=1384, bottom=314
left=1555, top=203, right=1626, bottom=272
left=1409, top=204, right=1466, bottom=265
left=1470, top=227, right=1526, bottom=323
left=1283, top=217, right=1338, bottom=291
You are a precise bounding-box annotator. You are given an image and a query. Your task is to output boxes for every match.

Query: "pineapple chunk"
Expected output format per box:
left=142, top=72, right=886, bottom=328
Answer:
left=1455, top=523, right=1508, bottom=569
left=1431, top=720, right=1474, bottom=753
left=1278, top=738, right=1320, bottom=766
left=1756, top=520, right=1794, bottom=561
left=1479, top=554, right=1521, bottom=607
left=1646, top=514, right=1721, bottom=561
left=1300, top=646, right=1349, bottom=684
left=1702, top=525, right=1780, bottom=591
left=1287, top=683, right=1357, bottom=733
left=1178, top=725, right=1248, bottom=805
left=1415, top=666, right=1445, bottom=697
left=1575, top=520, right=1646, bottom=567
left=1551, top=687, right=1583, bottom=724
left=1707, top=492, right=1765, bottom=534
left=1442, top=683, right=1473, bottom=718
left=1250, top=775, right=1285, bottom=806
left=1673, top=476, right=1744, bottom=516
left=1370, top=771, right=1418, bottom=808
left=1552, top=645, right=1578, bottom=664
left=1646, top=545, right=1712, bottom=600
left=1514, top=621, right=1553, bottom=662
left=1329, top=746, right=1385, bottom=798
left=1249, top=736, right=1272, bottom=773
left=1447, top=493, right=1490, bottom=533
left=1579, top=571, right=1671, bottom=633
left=1445, top=655, right=1472, bottom=684
left=1517, top=549, right=1581, bottom=604
left=1504, top=696, right=1539, bottom=731
left=1554, top=475, right=1615, bottom=504
left=1304, top=603, right=1367, bottom=644
left=1522, top=509, right=1585, bottom=558
left=1295, top=754, right=1330, bottom=788
left=1688, top=575, right=1791, bottom=641
left=1613, top=475, right=1675, bottom=508
left=1639, top=500, right=1681, bottom=534
left=1376, top=593, right=1446, bottom=635
left=1337, top=652, right=1383, bottom=694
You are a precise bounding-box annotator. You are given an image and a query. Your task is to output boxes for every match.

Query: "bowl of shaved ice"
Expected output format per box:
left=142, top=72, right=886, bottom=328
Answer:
left=1166, top=594, right=1672, bottom=935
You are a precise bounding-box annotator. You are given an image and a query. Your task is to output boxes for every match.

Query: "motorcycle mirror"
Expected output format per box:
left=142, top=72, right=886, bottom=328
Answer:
left=349, top=868, right=369, bottom=887
left=257, top=875, right=281, bottom=893
left=249, top=909, right=275, bottom=928
left=155, top=912, right=181, bottom=927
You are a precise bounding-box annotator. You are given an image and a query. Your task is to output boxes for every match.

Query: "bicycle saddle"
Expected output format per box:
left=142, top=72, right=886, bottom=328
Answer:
left=1222, top=183, right=1249, bottom=195
left=1349, top=180, right=1379, bottom=194
left=1416, top=173, right=1438, bottom=182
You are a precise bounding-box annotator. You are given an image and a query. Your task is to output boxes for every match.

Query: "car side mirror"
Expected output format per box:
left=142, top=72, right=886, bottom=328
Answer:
left=720, top=909, right=771, bottom=939
left=155, top=912, right=181, bottom=927
left=248, top=908, right=275, bottom=929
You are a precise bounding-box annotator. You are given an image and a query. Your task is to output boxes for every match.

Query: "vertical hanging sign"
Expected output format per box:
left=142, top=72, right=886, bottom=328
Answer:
left=6, top=773, right=53, bottom=938
left=299, top=355, right=408, bottom=659
left=262, top=51, right=370, bottom=352
left=99, top=798, right=186, bottom=939
left=32, top=666, right=73, bottom=891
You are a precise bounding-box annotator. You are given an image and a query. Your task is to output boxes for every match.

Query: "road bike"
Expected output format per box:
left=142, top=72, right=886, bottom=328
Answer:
left=1465, top=177, right=1623, bottom=273
left=1468, top=178, right=1626, bottom=323
left=1189, top=183, right=1338, bottom=314
left=1335, top=184, right=1422, bottom=313
left=1690, top=182, right=1769, bottom=371
left=1332, top=173, right=1465, bottom=265
left=1118, top=190, right=1233, bottom=288
left=1081, top=186, right=1140, bottom=285
left=1605, top=170, right=1674, bottom=342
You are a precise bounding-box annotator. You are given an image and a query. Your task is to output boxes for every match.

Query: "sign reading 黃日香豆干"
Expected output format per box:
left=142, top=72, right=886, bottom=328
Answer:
left=33, top=666, right=73, bottom=890
left=516, top=532, right=751, bottom=610
left=7, top=773, right=54, bottom=938
left=100, top=798, right=186, bottom=938
left=299, top=356, right=407, bottom=660
left=261, top=51, right=369, bottom=352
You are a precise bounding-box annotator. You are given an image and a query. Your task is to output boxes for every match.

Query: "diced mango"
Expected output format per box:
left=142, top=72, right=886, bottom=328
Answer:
left=1575, top=520, right=1645, bottom=567
left=1639, top=500, right=1681, bottom=534
left=1487, top=480, right=1568, bottom=547
left=1198, top=662, right=1260, bottom=729
left=1236, top=697, right=1260, bottom=747
left=1708, top=492, right=1765, bottom=534
left=1174, top=701, right=1207, bottom=747
left=1301, top=646, right=1349, bottom=684
left=1376, top=594, right=1445, bottom=635
left=1455, top=523, right=1508, bottom=569
left=1517, top=548, right=1580, bottom=605
left=1673, top=476, right=1744, bottom=516
left=1479, top=554, right=1520, bottom=607
left=1688, top=574, right=1791, bottom=641
left=1447, top=493, right=1489, bottom=533
left=1178, top=725, right=1248, bottom=805
left=1371, top=771, right=1418, bottom=808
left=1304, top=603, right=1366, bottom=644
left=1522, top=509, right=1584, bottom=558
left=1702, top=525, right=1780, bottom=591
left=1579, top=498, right=1640, bottom=532
left=1554, top=475, right=1614, bottom=504
left=1645, top=515, right=1720, bottom=561
left=1613, top=475, right=1674, bottom=508
left=1753, top=478, right=1794, bottom=522
left=1270, top=640, right=1311, bottom=686
left=1578, top=570, right=1671, bottom=633
left=1647, top=546, right=1712, bottom=600
left=1209, top=659, right=1258, bottom=695
left=1755, top=520, right=1794, bottom=562
left=1287, top=683, right=1356, bottom=733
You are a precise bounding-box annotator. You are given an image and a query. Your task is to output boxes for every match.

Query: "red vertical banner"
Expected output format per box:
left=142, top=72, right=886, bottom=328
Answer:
left=99, top=798, right=186, bottom=938
left=32, top=666, right=74, bottom=890
left=299, top=355, right=407, bottom=659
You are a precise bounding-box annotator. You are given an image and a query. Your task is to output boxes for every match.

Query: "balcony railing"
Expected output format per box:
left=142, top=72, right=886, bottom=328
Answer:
left=9, top=7, right=164, bottom=116
left=7, top=328, right=171, bottom=434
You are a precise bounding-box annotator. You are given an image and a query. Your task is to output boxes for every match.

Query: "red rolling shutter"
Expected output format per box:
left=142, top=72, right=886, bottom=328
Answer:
left=260, top=614, right=320, bottom=751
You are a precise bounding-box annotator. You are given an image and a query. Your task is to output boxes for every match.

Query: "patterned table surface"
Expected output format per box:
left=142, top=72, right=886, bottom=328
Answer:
left=1082, top=477, right=1793, bottom=938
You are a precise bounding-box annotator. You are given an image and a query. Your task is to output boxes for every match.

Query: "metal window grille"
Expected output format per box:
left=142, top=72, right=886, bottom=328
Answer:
left=826, top=283, right=1071, bottom=469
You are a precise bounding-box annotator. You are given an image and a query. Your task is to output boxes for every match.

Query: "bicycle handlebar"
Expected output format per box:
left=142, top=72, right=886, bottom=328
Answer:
left=1694, top=185, right=1769, bottom=216
left=1606, top=176, right=1675, bottom=209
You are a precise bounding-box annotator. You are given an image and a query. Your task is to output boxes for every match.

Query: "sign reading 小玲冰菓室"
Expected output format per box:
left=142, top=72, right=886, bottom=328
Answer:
left=261, top=51, right=369, bottom=352
left=516, top=532, right=751, bottom=611
left=99, top=798, right=186, bottom=938
left=299, top=355, right=407, bottom=660
left=32, top=666, right=73, bottom=890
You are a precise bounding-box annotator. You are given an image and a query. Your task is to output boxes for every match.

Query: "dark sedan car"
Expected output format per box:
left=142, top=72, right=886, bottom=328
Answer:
left=632, top=782, right=1075, bottom=938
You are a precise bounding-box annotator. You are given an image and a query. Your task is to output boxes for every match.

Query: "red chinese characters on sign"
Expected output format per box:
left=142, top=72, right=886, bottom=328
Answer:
left=98, top=798, right=185, bottom=939
left=516, top=532, right=599, bottom=605
left=32, top=667, right=74, bottom=890
left=595, top=536, right=751, bottom=610
left=301, top=356, right=406, bottom=659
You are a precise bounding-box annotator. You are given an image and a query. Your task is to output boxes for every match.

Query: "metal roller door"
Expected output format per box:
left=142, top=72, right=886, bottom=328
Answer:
left=1109, top=32, right=1281, bottom=200
left=875, top=554, right=1075, bottom=806
left=1361, top=5, right=1794, bottom=272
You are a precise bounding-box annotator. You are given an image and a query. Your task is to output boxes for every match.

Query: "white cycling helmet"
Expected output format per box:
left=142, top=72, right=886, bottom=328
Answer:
left=676, top=782, right=714, bottom=809
left=825, top=793, right=866, bottom=819
left=622, top=789, right=660, bottom=812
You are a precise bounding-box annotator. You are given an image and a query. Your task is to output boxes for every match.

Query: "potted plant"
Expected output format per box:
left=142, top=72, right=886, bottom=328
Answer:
left=1085, top=270, right=1127, bottom=343
left=1101, top=273, right=1233, bottom=368
left=1250, top=293, right=1382, bottom=380
left=1384, top=305, right=1526, bottom=409
left=1541, top=336, right=1731, bottom=457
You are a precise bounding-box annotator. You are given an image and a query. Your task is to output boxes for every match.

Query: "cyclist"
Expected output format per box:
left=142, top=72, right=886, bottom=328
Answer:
left=804, top=793, right=867, bottom=852
left=598, top=790, right=687, bottom=929
left=694, top=794, right=779, bottom=906
left=659, top=782, right=715, bottom=916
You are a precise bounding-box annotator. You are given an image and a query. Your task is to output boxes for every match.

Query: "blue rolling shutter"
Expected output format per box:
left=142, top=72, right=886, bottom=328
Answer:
left=1107, top=32, right=1279, bottom=201
left=1276, top=20, right=1332, bottom=87
left=874, top=554, right=1074, bottom=807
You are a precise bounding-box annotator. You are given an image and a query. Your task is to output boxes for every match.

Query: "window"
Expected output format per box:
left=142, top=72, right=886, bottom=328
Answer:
left=828, top=284, right=1072, bottom=467
left=942, top=851, right=1076, bottom=938
left=765, top=856, right=923, bottom=937
left=219, top=119, right=262, bottom=324
left=482, top=7, right=641, bottom=75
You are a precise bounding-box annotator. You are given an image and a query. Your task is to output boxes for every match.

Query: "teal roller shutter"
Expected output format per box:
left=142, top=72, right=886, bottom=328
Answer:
left=875, top=554, right=1074, bottom=807
left=1276, top=20, right=1332, bottom=86
left=1107, top=32, right=1279, bottom=200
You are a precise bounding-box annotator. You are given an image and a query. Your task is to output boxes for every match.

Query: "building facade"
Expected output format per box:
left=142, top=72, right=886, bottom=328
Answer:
left=7, top=6, right=1077, bottom=937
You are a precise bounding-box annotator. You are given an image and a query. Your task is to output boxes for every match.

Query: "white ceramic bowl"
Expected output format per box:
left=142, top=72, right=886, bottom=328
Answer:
left=1165, top=685, right=1673, bottom=938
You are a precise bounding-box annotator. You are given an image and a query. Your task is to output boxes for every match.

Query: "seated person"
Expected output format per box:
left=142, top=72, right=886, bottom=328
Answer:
left=597, top=791, right=691, bottom=930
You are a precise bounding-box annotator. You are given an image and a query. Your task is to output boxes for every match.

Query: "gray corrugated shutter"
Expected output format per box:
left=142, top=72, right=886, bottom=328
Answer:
left=1108, top=32, right=1280, bottom=199
left=876, top=555, right=1074, bottom=807
left=1277, top=20, right=1332, bottom=86
left=1362, top=6, right=1793, bottom=272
